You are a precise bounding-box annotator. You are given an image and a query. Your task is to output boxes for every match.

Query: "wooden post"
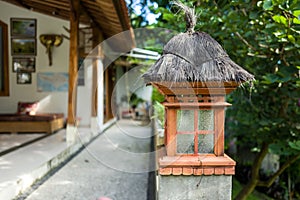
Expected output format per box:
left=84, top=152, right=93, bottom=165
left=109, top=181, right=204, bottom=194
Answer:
left=105, top=67, right=114, bottom=121
left=67, top=0, right=80, bottom=126
left=91, top=27, right=103, bottom=117
left=166, top=108, right=177, bottom=156
left=214, top=96, right=225, bottom=156
left=91, top=56, right=98, bottom=117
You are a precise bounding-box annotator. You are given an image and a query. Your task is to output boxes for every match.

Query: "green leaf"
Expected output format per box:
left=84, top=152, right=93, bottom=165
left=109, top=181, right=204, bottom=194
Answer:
left=162, top=13, right=174, bottom=21
left=262, top=74, right=279, bottom=84
left=287, top=35, right=296, bottom=43
left=265, top=23, right=277, bottom=29
left=272, top=15, right=288, bottom=26
left=263, top=0, right=273, bottom=10
left=249, top=11, right=259, bottom=19
left=293, top=10, right=300, bottom=18
left=289, top=141, right=300, bottom=151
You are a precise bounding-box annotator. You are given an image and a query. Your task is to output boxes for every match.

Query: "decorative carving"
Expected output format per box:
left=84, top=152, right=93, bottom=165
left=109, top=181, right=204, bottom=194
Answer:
left=39, top=34, right=63, bottom=66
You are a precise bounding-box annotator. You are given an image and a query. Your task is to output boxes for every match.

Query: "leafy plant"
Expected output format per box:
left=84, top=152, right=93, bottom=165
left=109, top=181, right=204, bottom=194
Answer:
left=127, top=0, right=300, bottom=199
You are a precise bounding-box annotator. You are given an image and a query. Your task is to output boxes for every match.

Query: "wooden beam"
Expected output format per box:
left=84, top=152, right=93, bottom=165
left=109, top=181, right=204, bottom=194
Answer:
left=166, top=108, right=177, bottom=156
left=214, top=107, right=225, bottom=156
left=24, top=0, right=69, bottom=10
left=68, top=0, right=77, bottom=21
left=67, top=0, right=80, bottom=125
left=111, top=0, right=131, bottom=30
left=91, top=26, right=103, bottom=117
left=22, top=1, right=70, bottom=20
left=15, top=0, right=31, bottom=9
left=79, top=2, right=102, bottom=33
left=104, top=67, right=114, bottom=121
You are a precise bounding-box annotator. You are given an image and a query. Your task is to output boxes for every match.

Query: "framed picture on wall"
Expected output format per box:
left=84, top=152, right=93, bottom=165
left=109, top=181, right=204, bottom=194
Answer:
left=11, top=38, right=36, bottom=56
left=17, top=72, right=32, bottom=84
left=12, top=57, right=35, bottom=72
left=10, top=18, right=36, bottom=37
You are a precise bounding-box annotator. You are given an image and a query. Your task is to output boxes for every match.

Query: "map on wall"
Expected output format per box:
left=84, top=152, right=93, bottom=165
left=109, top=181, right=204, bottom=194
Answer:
left=37, top=72, right=68, bottom=92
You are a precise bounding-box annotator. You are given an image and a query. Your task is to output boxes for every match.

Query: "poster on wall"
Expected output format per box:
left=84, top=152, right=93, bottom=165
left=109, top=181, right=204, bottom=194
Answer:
left=11, top=38, right=36, bottom=56
left=17, top=72, right=31, bottom=84
left=37, top=72, right=68, bottom=92
left=13, top=57, right=35, bottom=72
left=10, top=18, right=36, bottom=37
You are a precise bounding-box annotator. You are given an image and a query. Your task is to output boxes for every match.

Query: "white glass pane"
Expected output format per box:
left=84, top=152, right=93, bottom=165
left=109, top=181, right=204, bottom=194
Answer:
left=198, top=110, right=214, bottom=130
left=198, top=134, right=214, bottom=153
left=177, top=134, right=194, bottom=154
left=177, top=110, right=194, bottom=131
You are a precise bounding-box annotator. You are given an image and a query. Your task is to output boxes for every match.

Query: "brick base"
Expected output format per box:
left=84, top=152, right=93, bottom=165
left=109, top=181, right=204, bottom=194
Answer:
left=159, top=154, right=235, bottom=176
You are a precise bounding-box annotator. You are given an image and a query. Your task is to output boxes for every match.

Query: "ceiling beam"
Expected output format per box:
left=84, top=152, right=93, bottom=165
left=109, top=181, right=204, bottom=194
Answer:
left=24, top=0, right=69, bottom=10
left=79, top=2, right=103, bottom=32
left=111, top=0, right=130, bottom=31
left=14, top=0, right=31, bottom=9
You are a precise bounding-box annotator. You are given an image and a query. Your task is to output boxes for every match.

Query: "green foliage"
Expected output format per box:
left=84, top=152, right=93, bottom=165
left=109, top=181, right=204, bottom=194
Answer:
left=151, top=87, right=165, bottom=103
left=289, top=140, right=300, bottom=151
left=151, top=87, right=165, bottom=126
left=152, top=101, right=165, bottom=127
left=232, top=178, right=273, bottom=200
left=127, top=0, right=300, bottom=198
left=146, top=0, right=300, bottom=153
left=129, top=93, right=144, bottom=107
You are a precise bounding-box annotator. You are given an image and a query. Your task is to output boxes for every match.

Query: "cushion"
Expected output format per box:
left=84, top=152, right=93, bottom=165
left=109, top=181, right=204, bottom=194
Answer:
left=17, top=101, right=39, bottom=115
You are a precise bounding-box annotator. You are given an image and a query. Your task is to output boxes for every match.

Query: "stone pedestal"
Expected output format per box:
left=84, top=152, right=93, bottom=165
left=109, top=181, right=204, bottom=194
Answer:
left=157, top=155, right=235, bottom=200
left=158, top=175, right=232, bottom=200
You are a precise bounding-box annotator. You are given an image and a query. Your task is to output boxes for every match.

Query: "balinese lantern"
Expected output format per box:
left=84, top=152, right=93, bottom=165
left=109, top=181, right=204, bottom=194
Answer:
left=143, top=2, right=254, bottom=177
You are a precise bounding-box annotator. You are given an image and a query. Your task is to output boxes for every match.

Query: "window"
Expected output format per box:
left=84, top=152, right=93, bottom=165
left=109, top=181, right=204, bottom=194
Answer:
left=164, top=95, right=227, bottom=157
left=176, top=109, right=215, bottom=155
left=0, top=20, right=9, bottom=96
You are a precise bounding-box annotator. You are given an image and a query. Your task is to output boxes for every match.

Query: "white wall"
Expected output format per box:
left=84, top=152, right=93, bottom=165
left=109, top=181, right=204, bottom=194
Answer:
left=115, top=66, right=152, bottom=107
left=77, top=59, right=93, bottom=126
left=97, top=60, right=104, bottom=128
left=0, top=1, right=97, bottom=127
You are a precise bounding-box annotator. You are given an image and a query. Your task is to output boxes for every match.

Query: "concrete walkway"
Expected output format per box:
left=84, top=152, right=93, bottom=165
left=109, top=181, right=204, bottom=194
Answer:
left=21, top=119, right=153, bottom=200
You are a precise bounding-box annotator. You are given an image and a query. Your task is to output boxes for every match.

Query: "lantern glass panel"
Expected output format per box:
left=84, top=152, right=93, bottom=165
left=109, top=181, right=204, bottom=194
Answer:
left=177, top=134, right=194, bottom=154
left=177, top=110, right=194, bottom=131
left=198, top=134, right=214, bottom=153
left=198, top=110, right=214, bottom=130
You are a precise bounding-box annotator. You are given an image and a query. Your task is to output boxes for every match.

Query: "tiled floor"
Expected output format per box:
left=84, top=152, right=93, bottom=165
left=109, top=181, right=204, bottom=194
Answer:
left=0, top=125, right=101, bottom=200
left=0, top=133, right=48, bottom=155
left=24, top=119, right=153, bottom=200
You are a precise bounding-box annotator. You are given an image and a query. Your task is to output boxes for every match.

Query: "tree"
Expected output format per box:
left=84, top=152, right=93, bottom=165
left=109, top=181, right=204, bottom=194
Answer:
left=127, top=0, right=300, bottom=199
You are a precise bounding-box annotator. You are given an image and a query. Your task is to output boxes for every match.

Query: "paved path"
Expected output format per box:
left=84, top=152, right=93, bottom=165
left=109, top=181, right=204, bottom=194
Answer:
left=23, top=120, right=153, bottom=200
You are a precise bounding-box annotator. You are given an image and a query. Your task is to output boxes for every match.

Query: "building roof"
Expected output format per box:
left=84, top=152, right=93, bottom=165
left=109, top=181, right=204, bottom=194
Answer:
left=1, top=0, right=134, bottom=51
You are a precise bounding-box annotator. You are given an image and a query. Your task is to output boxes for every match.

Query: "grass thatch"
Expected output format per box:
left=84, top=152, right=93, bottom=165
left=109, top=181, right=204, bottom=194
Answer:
left=143, top=1, right=254, bottom=84
left=143, top=31, right=254, bottom=84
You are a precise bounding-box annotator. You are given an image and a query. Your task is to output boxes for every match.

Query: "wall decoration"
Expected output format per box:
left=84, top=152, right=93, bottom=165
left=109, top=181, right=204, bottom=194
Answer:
left=37, top=72, right=68, bottom=92
left=10, top=18, right=36, bottom=37
left=12, top=57, right=35, bottom=72
left=17, top=72, right=31, bottom=84
left=39, top=34, right=63, bottom=66
left=11, top=38, right=36, bottom=56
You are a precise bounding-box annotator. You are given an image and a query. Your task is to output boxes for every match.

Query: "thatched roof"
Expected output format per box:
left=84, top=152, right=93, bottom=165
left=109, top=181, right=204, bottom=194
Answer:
left=143, top=31, right=254, bottom=83
left=143, top=2, right=254, bottom=84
